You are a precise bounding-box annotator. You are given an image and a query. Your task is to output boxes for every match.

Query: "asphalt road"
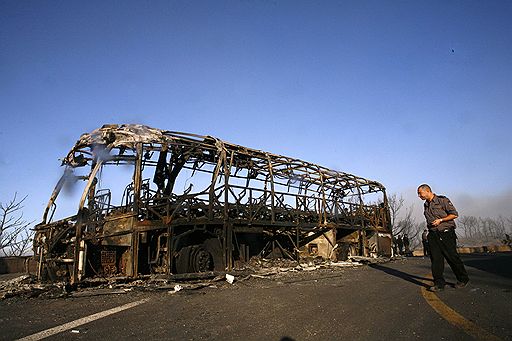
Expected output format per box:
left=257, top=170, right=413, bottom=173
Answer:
left=1, top=253, right=511, bottom=341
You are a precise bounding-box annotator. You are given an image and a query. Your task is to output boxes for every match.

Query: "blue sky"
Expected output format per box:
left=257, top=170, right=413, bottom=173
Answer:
left=1, top=0, right=511, bottom=225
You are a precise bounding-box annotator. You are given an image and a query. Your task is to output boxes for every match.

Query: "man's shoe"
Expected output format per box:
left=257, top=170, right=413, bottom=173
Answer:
left=429, top=285, right=444, bottom=292
left=455, top=281, right=469, bottom=289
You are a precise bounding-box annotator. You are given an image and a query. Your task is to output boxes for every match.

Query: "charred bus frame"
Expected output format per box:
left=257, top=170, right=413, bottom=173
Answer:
left=34, top=124, right=391, bottom=283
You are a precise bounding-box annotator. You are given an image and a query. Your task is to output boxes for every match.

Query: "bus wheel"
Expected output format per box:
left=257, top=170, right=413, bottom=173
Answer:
left=176, top=245, right=213, bottom=273
left=190, top=245, right=213, bottom=272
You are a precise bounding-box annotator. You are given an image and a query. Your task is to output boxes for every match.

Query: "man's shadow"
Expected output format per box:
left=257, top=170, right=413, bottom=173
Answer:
left=369, top=264, right=433, bottom=288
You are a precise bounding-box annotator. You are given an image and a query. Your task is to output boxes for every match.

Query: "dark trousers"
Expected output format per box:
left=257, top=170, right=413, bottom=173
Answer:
left=427, top=229, right=469, bottom=287
left=422, top=240, right=429, bottom=257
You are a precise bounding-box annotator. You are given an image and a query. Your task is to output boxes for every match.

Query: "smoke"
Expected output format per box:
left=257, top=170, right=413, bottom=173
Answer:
left=398, top=187, right=512, bottom=222
left=61, top=167, right=80, bottom=196
left=91, top=144, right=113, bottom=163
left=454, top=189, right=512, bottom=218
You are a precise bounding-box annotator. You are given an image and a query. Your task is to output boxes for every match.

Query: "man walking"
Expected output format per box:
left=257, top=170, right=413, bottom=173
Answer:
left=417, top=184, right=469, bottom=291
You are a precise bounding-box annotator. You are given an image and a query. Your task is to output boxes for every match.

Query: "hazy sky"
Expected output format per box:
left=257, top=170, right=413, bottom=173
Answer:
left=1, top=1, right=511, bottom=225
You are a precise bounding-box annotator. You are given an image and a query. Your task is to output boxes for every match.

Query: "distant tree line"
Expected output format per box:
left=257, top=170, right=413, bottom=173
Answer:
left=458, top=215, right=512, bottom=241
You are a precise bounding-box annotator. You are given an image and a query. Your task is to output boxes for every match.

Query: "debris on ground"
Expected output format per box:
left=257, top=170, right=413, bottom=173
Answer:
left=225, top=274, right=235, bottom=284
left=168, top=284, right=183, bottom=294
left=0, top=256, right=391, bottom=300
left=0, top=274, right=69, bottom=299
left=69, top=288, right=130, bottom=298
left=348, top=256, right=391, bottom=264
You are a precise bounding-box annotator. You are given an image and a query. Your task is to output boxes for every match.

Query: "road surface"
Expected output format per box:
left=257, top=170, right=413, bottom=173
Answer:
left=1, top=253, right=510, bottom=340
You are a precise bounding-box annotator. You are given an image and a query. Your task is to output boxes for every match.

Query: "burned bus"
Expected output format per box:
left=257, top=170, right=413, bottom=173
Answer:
left=34, top=124, right=392, bottom=283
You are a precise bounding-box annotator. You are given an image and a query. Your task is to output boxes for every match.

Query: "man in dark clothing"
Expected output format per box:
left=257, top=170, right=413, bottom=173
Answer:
left=417, top=184, right=469, bottom=292
left=403, top=234, right=410, bottom=254
left=421, top=228, right=430, bottom=257
left=392, top=236, right=399, bottom=256
left=396, top=236, right=404, bottom=255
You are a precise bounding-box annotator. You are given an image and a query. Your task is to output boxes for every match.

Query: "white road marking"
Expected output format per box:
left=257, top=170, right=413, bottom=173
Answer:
left=16, top=298, right=150, bottom=341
